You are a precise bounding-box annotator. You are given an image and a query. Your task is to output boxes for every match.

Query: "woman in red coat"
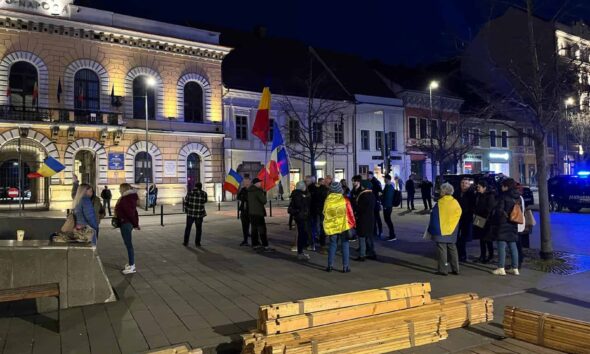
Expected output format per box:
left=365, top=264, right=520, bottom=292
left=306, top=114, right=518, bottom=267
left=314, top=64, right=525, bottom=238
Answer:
left=115, top=183, right=140, bottom=275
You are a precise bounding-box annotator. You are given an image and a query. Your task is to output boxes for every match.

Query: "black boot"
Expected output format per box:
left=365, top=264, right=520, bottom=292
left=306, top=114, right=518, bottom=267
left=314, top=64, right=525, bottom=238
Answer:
left=325, top=266, right=333, bottom=273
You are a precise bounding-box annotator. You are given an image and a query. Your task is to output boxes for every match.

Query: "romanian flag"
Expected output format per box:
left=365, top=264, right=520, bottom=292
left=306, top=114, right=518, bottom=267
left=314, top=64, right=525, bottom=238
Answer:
left=27, top=156, right=65, bottom=179
left=224, top=168, right=243, bottom=195
left=252, top=87, right=271, bottom=144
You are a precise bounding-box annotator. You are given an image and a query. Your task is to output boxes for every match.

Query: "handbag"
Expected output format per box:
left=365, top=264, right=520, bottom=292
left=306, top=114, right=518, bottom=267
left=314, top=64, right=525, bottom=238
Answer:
left=473, top=215, right=488, bottom=229
left=111, top=217, right=121, bottom=229
left=344, top=228, right=357, bottom=241
left=61, top=213, right=76, bottom=233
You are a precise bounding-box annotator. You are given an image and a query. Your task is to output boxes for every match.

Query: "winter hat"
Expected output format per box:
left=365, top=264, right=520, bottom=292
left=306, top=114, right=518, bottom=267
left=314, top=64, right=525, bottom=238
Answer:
left=329, top=181, right=343, bottom=194
left=361, top=180, right=372, bottom=190
left=296, top=181, right=306, bottom=191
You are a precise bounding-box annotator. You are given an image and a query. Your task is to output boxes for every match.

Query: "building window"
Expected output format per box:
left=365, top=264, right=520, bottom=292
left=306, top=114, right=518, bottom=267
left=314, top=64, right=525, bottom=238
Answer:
left=334, top=168, right=345, bottom=182
left=74, top=69, right=100, bottom=112
left=547, top=131, right=555, bottom=148
left=184, top=82, right=203, bottom=123
left=134, top=152, right=153, bottom=184
left=133, top=76, right=156, bottom=120
left=501, top=131, right=508, bottom=148
left=490, top=130, right=497, bottom=147
left=527, top=128, right=534, bottom=146
left=517, top=129, right=525, bottom=146
left=462, top=129, right=470, bottom=145
left=390, top=132, right=397, bottom=151
left=359, top=165, right=369, bottom=175
left=312, top=122, right=323, bottom=143
left=472, top=129, right=480, bottom=146
left=334, top=123, right=344, bottom=144
left=409, top=117, right=417, bottom=139
left=289, top=120, right=300, bottom=143
left=187, top=153, right=201, bottom=189
left=361, top=130, right=370, bottom=150
left=420, top=118, right=428, bottom=139
left=235, top=115, right=248, bottom=140
left=431, top=120, right=438, bottom=138
left=8, top=61, right=38, bottom=109
left=375, top=131, right=383, bottom=151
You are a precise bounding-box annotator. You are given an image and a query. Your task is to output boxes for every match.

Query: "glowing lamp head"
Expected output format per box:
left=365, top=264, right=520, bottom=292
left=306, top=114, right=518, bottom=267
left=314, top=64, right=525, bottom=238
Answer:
left=565, top=97, right=575, bottom=107
left=429, top=81, right=439, bottom=90
left=146, top=77, right=157, bottom=87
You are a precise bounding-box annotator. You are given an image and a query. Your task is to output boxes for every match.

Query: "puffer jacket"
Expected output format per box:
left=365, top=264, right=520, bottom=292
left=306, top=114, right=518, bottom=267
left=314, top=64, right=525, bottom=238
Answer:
left=247, top=185, right=267, bottom=217
left=115, top=190, right=139, bottom=228
left=492, top=189, right=521, bottom=242
left=473, top=191, right=495, bottom=241
left=323, top=193, right=355, bottom=236
left=289, top=189, right=310, bottom=222
left=427, top=195, right=462, bottom=243
left=74, top=196, right=99, bottom=230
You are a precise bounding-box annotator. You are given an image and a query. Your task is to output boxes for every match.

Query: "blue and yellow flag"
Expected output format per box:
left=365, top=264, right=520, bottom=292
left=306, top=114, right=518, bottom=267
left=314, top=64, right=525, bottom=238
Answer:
left=27, top=156, right=65, bottom=179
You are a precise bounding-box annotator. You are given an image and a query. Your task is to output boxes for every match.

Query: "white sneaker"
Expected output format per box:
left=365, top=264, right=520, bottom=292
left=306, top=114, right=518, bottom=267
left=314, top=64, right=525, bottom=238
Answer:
left=298, top=253, right=310, bottom=260
left=507, top=268, right=520, bottom=276
left=290, top=246, right=298, bottom=252
left=122, top=264, right=136, bottom=275
left=492, top=268, right=506, bottom=276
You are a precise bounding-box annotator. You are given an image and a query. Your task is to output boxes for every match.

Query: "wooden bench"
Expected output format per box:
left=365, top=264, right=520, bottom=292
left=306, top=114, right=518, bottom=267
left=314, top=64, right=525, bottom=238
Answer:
left=0, top=283, right=60, bottom=331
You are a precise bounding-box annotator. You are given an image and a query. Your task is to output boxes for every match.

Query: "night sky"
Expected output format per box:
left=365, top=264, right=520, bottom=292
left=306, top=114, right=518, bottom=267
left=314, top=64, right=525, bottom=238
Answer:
left=80, top=0, right=590, bottom=66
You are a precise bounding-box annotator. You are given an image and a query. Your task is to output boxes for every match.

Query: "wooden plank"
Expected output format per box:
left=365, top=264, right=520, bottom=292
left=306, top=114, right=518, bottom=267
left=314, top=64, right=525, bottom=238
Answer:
left=495, top=338, right=567, bottom=354
left=0, top=283, right=59, bottom=302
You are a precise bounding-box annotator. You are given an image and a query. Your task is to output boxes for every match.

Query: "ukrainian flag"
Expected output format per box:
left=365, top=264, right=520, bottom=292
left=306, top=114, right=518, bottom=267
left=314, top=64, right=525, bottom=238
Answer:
left=224, top=169, right=243, bottom=195
left=28, top=156, right=65, bottom=179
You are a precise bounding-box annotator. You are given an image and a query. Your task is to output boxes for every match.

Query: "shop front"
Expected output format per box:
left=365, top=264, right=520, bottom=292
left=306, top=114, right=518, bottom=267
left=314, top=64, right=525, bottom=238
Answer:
left=463, top=153, right=483, bottom=174
left=486, top=151, right=511, bottom=176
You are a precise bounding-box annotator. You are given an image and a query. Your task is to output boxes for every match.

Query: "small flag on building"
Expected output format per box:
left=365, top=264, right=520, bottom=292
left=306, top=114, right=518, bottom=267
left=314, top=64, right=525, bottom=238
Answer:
left=110, top=85, right=115, bottom=106
left=251, top=87, right=271, bottom=144
left=224, top=168, right=243, bottom=195
left=57, top=78, right=63, bottom=103
left=27, top=156, right=65, bottom=179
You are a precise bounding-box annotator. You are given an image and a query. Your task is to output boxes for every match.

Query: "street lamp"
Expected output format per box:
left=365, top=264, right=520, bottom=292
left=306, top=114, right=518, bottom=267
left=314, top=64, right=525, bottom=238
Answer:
left=144, top=76, right=156, bottom=210
left=429, top=80, right=439, bottom=177
left=565, top=97, right=575, bottom=175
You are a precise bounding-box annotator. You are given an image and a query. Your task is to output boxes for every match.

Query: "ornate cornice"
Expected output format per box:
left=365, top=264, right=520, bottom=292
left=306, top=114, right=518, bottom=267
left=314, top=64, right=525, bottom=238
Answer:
left=399, top=91, right=463, bottom=112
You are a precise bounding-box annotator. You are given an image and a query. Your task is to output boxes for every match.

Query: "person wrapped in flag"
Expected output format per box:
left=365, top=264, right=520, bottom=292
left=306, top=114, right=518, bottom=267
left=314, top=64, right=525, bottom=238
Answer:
left=424, top=182, right=462, bottom=276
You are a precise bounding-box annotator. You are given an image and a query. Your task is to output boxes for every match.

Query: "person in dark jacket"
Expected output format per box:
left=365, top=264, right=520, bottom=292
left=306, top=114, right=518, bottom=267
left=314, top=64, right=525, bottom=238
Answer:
left=491, top=178, right=521, bottom=276
left=354, top=179, right=377, bottom=261
left=454, top=178, right=476, bottom=262
left=289, top=181, right=311, bottom=260
left=420, top=178, right=433, bottom=210
left=381, top=174, right=397, bottom=241
left=148, top=184, right=158, bottom=207
left=307, top=176, right=320, bottom=250
left=115, top=183, right=140, bottom=275
left=278, top=181, right=285, bottom=201
left=406, top=174, right=416, bottom=211
left=340, top=179, right=351, bottom=197
left=473, top=180, right=496, bottom=263
left=101, top=185, right=112, bottom=216
left=367, top=172, right=383, bottom=237
left=237, top=178, right=251, bottom=246
left=72, top=183, right=99, bottom=245
left=184, top=182, right=208, bottom=247
left=248, top=178, right=271, bottom=251
left=316, top=176, right=331, bottom=252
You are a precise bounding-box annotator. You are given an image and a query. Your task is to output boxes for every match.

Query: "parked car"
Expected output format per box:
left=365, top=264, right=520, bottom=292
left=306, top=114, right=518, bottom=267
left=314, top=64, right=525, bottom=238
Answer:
left=436, top=173, right=534, bottom=207
left=548, top=174, right=590, bottom=213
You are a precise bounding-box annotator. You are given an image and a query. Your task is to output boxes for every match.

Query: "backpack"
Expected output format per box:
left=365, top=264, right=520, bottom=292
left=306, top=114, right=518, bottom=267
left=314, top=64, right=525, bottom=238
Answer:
left=392, top=190, right=402, bottom=207
left=509, top=199, right=525, bottom=224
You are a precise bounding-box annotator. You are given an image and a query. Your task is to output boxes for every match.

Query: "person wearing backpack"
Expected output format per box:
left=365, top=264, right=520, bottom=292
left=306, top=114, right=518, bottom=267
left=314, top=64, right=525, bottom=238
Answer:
left=491, top=178, right=522, bottom=276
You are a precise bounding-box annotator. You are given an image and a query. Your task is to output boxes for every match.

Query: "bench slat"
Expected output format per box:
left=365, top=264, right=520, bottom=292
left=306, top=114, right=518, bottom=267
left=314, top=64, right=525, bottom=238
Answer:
left=0, top=283, right=59, bottom=302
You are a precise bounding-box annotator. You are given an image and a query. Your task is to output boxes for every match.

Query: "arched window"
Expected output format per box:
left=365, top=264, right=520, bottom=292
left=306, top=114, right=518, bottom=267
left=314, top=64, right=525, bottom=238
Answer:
left=184, top=82, right=203, bottom=123
left=9, top=62, right=38, bottom=110
left=134, top=152, right=153, bottom=184
left=133, top=76, right=155, bottom=120
left=187, top=153, right=201, bottom=189
left=74, top=69, right=100, bottom=112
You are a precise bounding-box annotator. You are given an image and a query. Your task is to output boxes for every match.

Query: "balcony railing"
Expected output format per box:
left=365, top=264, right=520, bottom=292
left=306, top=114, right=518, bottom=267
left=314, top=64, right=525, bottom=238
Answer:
left=0, top=105, right=123, bottom=126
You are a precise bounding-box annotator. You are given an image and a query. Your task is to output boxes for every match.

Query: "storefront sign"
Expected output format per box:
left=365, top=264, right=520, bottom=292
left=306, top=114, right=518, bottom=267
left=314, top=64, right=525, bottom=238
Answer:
left=108, top=153, right=124, bottom=170
left=489, top=152, right=510, bottom=161
left=0, top=0, right=73, bottom=18
left=164, top=161, right=176, bottom=177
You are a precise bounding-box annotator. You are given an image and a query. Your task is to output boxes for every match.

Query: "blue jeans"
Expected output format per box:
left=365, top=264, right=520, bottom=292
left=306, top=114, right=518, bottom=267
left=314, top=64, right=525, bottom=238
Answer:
left=120, top=223, right=135, bottom=266
left=328, top=234, right=350, bottom=269
left=497, top=241, right=518, bottom=269
left=359, top=235, right=376, bottom=258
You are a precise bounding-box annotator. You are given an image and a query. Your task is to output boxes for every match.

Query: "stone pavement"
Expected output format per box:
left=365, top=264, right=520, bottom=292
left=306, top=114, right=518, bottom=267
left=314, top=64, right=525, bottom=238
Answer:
left=1, top=205, right=590, bottom=354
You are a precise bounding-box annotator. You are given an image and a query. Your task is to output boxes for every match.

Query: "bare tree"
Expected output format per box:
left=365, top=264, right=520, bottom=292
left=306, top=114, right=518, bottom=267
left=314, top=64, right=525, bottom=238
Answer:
left=567, top=110, right=590, bottom=159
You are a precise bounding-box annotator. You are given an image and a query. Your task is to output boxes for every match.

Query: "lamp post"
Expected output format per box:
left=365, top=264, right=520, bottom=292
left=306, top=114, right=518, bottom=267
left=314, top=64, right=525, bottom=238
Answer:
left=565, top=97, right=574, bottom=175
left=144, top=76, right=156, bottom=210
left=428, top=80, right=439, bottom=179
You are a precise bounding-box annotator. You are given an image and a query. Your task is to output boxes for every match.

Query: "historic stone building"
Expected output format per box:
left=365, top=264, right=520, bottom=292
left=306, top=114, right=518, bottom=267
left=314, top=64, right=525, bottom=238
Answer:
left=0, top=1, right=230, bottom=210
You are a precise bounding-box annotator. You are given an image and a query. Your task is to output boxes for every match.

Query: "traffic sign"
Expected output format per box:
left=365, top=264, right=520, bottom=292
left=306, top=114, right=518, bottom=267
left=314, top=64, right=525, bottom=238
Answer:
left=7, top=188, right=19, bottom=198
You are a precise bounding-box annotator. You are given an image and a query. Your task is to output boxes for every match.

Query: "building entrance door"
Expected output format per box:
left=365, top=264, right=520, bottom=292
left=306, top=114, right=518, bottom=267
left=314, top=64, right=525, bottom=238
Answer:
left=75, top=150, right=96, bottom=188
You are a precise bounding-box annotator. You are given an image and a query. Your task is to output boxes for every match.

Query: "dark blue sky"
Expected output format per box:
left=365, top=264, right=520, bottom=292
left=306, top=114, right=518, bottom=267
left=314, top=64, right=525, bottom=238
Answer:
left=81, top=0, right=590, bottom=65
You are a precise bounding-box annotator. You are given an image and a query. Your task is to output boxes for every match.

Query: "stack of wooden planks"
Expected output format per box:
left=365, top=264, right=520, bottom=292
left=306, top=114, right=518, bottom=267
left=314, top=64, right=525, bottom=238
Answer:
left=504, top=307, right=590, bottom=354
left=146, top=345, right=202, bottom=354
left=242, top=283, right=494, bottom=354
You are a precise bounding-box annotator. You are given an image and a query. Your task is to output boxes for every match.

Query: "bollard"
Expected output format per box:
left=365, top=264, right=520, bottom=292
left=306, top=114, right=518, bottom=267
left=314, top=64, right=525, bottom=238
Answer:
left=269, top=200, right=273, bottom=217
left=66, top=209, right=70, bottom=215
left=160, top=204, right=164, bottom=227
left=153, top=204, right=156, bottom=215
left=218, top=201, right=221, bottom=211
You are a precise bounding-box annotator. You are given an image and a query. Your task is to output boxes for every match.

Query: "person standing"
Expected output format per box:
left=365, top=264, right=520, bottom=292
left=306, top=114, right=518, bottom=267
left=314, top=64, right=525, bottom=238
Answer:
left=491, top=178, right=521, bottom=276
left=353, top=179, right=377, bottom=261
left=340, top=179, right=351, bottom=197
left=454, top=178, right=475, bottom=262
left=426, top=183, right=462, bottom=276
left=289, top=181, right=311, bottom=260
left=406, top=174, right=416, bottom=211
left=307, top=176, right=320, bottom=250
left=114, top=183, right=140, bottom=275
left=316, top=176, right=332, bottom=253
left=421, top=178, right=433, bottom=210
left=473, top=180, right=495, bottom=263
left=278, top=181, right=285, bottom=201
left=248, top=178, right=271, bottom=251
left=394, top=175, right=404, bottom=209
left=90, top=186, right=105, bottom=243
left=72, top=183, right=99, bottom=245
left=323, top=182, right=355, bottom=273
left=183, top=182, right=208, bottom=247
left=71, top=174, right=79, bottom=200
left=101, top=186, right=112, bottom=216
left=382, top=174, right=397, bottom=241
left=148, top=184, right=158, bottom=207
left=367, top=172, right=383, bottom=237
left=237, top=178, right=251, bottom=246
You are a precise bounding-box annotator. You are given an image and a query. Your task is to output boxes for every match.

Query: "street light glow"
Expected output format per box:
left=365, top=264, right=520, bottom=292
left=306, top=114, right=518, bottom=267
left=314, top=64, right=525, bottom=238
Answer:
left=565, top=97, right=575, bottom=106
left=146, top=77, right=157, bottom=87
left=429, top=81, right=439, bottom=90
